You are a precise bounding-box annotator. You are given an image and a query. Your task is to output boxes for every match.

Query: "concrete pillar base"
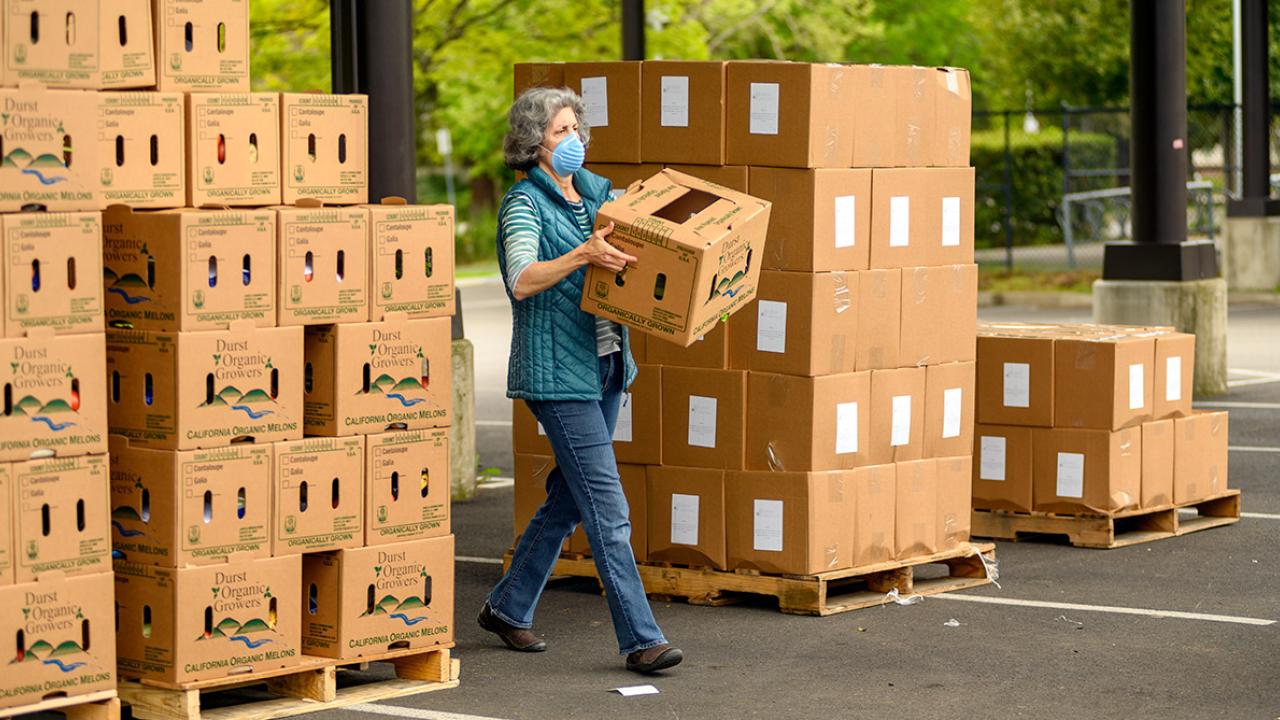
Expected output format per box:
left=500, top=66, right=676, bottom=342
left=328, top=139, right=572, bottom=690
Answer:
left=1223, top=216, right=1280, bottom=291
left=1092, top=278, right=1227, bottom=396
left=450, top=338, right=477, bottom=501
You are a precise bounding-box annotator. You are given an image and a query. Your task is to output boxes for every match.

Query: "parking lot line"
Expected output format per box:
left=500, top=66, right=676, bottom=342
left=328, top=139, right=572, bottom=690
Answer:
left=345, top=702, right=510, bottom=720
left=1240, top=512, right=1280, bottom=520
left=934, top=593, right=1275, bottom=626
left=458, top=555, right=505, bottom=565
left=1194, top=401, right=1280, bottom=409
left=1229, top=445, right=1280, bottom=453
left=476, top=420, right=513, bottom=427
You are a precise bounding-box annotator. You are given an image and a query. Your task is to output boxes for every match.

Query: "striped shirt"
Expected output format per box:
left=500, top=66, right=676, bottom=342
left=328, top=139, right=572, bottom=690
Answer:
left=501, top=192, right=622, bottom=357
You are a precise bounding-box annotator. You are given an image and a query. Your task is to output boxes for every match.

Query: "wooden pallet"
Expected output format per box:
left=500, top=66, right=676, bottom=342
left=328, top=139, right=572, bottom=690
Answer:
left=509, top=543, right=996, bottom=616
left=118, top=645, right=458, bottom=720
left=972, top=489, right=1241, bottom=549
left=0, top=691, right=119, bottom=720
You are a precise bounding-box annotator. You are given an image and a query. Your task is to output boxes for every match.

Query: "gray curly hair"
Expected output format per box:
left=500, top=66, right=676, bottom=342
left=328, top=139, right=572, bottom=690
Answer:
left=503, top=87, right=591, bottom=172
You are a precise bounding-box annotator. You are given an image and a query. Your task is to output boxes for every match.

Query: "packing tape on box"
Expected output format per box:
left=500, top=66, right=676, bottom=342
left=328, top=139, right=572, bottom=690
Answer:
left=1074, top=342, right=1099, bottom=370
left=832, top=273, right=851, bottom=314
left=972, top=545, right=1001, bottom=588
left=766, top=444, right=785, bottom=472
left=883, top=588, right=924, bottom=606
left=825, top=543, right=841, bottom=570
left=829, top=334, right=847, bottom=374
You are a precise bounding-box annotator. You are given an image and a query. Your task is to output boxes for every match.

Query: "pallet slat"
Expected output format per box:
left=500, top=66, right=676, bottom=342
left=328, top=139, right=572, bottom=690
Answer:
left=0, top=691, right=120, bottom=720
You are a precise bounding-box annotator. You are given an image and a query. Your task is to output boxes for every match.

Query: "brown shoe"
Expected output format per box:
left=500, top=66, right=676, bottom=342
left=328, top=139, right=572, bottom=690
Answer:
left=626, top=644, right=683, bottom=674
left=477, top=604, right=547, bottom=652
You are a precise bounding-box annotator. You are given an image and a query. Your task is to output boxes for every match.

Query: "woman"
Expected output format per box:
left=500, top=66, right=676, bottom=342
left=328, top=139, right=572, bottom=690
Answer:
left=478, top=86, right=684, bottom=674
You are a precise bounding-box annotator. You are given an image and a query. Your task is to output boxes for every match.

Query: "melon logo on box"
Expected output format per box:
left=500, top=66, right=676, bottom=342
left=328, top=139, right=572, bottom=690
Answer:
left=199, top=581, right=276, bottom=648
left=363, top=556, right=431, bottom=626
left=706, top=245, right=754, bottom=304
left=362, top=335, right=430, bottom=407
left=1, top=107, right=70, bottom=186
left=202, top=351, right=277, bottom=421
left=14, top=44, right=27, bottom=65
left=13, top=593, right=90, bottom=673
left=6, top=352, right=81, bottom=432
left=111, top=476, right=148, bottom=538
left=104, top=242, right=155, bottom=305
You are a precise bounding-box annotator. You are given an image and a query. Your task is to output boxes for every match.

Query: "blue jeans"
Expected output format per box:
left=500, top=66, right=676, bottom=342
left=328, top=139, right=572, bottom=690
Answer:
left=488, top=351, right=667, bottom=655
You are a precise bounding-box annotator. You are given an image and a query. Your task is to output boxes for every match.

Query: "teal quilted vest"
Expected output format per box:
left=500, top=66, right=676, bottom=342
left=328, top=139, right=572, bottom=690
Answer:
left=497, top=166, right=637, bottom=401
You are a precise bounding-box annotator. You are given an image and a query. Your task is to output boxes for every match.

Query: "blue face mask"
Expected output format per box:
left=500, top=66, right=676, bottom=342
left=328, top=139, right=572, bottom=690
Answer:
left=543, top=133, right=585, bottom=177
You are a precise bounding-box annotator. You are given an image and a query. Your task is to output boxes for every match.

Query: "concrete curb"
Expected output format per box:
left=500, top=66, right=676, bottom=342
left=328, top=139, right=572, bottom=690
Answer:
left=1229, top=291, right=1280, bottom=306
left=977, top=291, right=1094, bottom=309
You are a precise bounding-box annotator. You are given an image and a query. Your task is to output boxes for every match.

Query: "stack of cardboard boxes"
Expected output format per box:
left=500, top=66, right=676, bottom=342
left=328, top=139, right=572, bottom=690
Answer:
left=973, top=323, right=1225, bottom=516
left=511, top=60, right=977, bottom=577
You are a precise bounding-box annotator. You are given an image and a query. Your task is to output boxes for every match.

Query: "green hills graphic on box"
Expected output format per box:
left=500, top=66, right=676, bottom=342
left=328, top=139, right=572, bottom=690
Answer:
left=103, top=266, right=152, bottom=305
left=361, top=591, right=431, bottom=626
left=197, top=614, right=275, bottom=648
left=360, top=373, right=428, bottom=408
left=202, top=374, right=277, bottom=420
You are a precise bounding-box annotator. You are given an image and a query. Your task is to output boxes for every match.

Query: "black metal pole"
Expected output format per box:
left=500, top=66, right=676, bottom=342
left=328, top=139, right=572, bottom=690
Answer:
left=1236, top=0, right=1271, bottom=212
left=1129, top=0, right=1188, bottom=246
left=1002, top=110, right=1014, bottom=273
left=359, top=0, right=417, bottom=202
left=622, top=0, right=645, bottom=60
left=329, top=0, right=357, bottom=94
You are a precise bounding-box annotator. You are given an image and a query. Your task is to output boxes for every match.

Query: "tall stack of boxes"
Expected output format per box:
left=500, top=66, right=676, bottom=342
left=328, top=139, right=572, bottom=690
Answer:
left=973, top=322, right=1224, bottom=516
left=511, top=60, right=977, bottom=577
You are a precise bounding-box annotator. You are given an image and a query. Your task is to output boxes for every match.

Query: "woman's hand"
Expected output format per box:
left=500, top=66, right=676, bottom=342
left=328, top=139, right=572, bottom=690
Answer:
left=577, top=222, right=637, bottom=273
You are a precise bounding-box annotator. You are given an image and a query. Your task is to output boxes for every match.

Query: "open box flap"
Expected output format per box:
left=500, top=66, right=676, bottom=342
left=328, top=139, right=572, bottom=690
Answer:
left=602, top=169, right=769, bottom=249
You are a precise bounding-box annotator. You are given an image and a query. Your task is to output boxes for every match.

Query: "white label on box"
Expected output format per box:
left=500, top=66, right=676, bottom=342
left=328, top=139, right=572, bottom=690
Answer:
left=1128, top=363, right=1145, bottom=410
left=660, top=75, right=690, bottom=127
left=1166, top=356, right=1182, bottom=402
left=749, top=82, right=780, bottom=135
left=756, top=300, right=788, bottom=354
left=1056, top=452, right=1085, bottom=498
left=688, top=395, right=718, bottom=448
left=941, top=196, right=961, bottom=247
left=753, top=499, right=784, bottom=552
left=581, top=76, right=609, bottom=127
left=1003, top=362, right=1031, bottom=408
left=614, top=393, right=634, bottom=442
left=891, top=395, right=912, bottom=447
left=834, top=195, right=856, bottom=249
left=835, top=401, right=859, bottom=455
left=670, top=493, right=700, bottom=545
left=537, top=422, right=546, bottom=436
left=889, top=196, right=910, bottom=247
left=979, top=436, right=1007, bottom=481
left=942, top=387, right=963, bottom=439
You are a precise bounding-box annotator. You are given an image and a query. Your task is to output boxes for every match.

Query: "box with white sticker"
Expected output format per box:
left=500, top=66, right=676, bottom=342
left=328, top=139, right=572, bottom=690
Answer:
left=564, top=61, right=642, bottom=163
left=646, top=465, right=726, bottom=569
left=975, top=327, right=1057, bottom=427
left=728, top=270, right=859, bottom=377
left=868, top=368, right=925, bottom=465
left=1031, top=426, right=1141, bottom=515
left=724, top=61, right=858, bottom=168
left=972, top=424, right=1033, bottom=513
left=869, top=168, right=974, bottom=270
left=1053, top=334, right=1155, bottom=430
left=725, top=469, right=855, bottom=575
left=660, top=367, right=746, bottom=470
left=640, top=61, right=725, bottom=165
left=924, top=361, right=975, bottom=459
left=612, top=364, right=662, bottom=465
left=747, top=167, right=872, bottom=272
left=1152, top=331, right=1194, bottom=420
left=744, top=371, right=871, bottom=472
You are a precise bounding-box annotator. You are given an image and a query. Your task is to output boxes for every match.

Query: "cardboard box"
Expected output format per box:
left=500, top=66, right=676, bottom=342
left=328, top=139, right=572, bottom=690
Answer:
left=366, top=200, right=456, bottom=320
left=512, top=453, right=572, bottom=553
left=1054, top=334, right=1155, bottom=430
left=275, top=204, right=370, bottom=326
left=2, top=0, right=153, bottom=88
left=936, top=455, right=972, bottom=550
left=0, top=465, right=10, bottom=584
left=301, top=535, right=454, bottom=659
left=0, top=329, right=107, bottom=462
left=664, top=164, right=748, bottom=193
left=303, top=316, right=452, bottom=436
left=645, top=322, right=729, bottom=369
left=279, top=93, right=368, bottom=205
left=646, top=465, right=725, bottom=569
left=0, top=85, right=101, bottom=211
left=513, top=62, right=564, bottom=98
left=364, top=428, right=451, bottom=547
left=725, top=470, right=855, bottom=575
left=1032, top=426, right=1141, bottom=515
left=868, top=367, right=926, bottom=465
left=972, top=424, right=1033, bottom=513
left=1153, top=331, right=1194, bottom=419
left=745, top=371, right=871, bottom=472
left=580, top=169, right=771, bottom=347
left=728, top=270, right=859, bottom=376
left=105, top=322, right=303, bottom=450
left=272, top=437, right=364, bottom=556
left=854, top=268, right=900, bottom=370
left=924, top=361, right=975, bottom=459
left=640, top=61, right=725, bottom=165
left=975, top=332, right=1055, bottom=427
left=186, top=93, right=281, bottom=207
left=895, top=458, right=938, bottom=560
left=102, top=206, right=277, bottom=331
left=889, top=66, right=935, bottom=167
left=114, top=555, right=302, bottom=684
left=109, top=436, right=272, bottom=567
left=153, top=0, right=250, bottom=92
left=586, top=163, right=663, bottom=195
left=724, top=61, right=855, bottom=168
left=629, top=329, right=647, bottom=363
left=747, top=167, right=872, bottom=272
left=613, top=363, right=661, bottom=465
left=1141, top=419, right=1174, bottom=508
left=98, top=92, right=185, bottom=207
left=1, top=211, right=104, bottom=337
left=660, top=367, right=746, bottom=470
left=845, top=64, right=896, bottom=168
left=900, top=264, right=978, bottom=367
left=1173, top=410, right=1228, bottom=504
left=0, top=571, right=116, bottom=709
left=869, top=168, right=975, bottom=270
left=932, top=67, right=971, bottom=167
left=563, top=61, right=642, bottom=164
left=12, top=454, right=109, bottom=582
left=852, top=463, right=895, bottom=567
left=512, top=400, right=551, bottom=455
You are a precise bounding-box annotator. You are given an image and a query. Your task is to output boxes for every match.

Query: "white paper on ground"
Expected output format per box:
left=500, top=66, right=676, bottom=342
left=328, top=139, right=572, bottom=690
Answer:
left=613, top=393, right=633, bottom=442
left=670, top=493, right=700, bottom=545
left=753, top=499, right=784, bottom=552
left=941, top=196, right=961, bottom=247
left=835, top=401, right=859, bottom=455
left=688, top=395, right=718, bottom=448
left=1128, top=363, right=1145, bottom=410
left=581, top=76, right=609, bottom=127
left=614, top=685, right=660, bottom=697
left=756, top=300, right=787, bottom=353
left=1056, top=452, right=1085, bottom=498
left=942, top=387, right=963, bottom=439
left=889, top=196, right=910, bottom=247
left=1003, top=362, right=1031, bottom=408
left=979, top=436, right=1007, bottom=481
left=891, top=395, right=912, bottom=447
left=660, top=76, right=689, bottom=127
left=834, top=195, right=856, bottom=249
left=749, top=82, right=780, bottom=135
left=1166, top=356, right=1182, bottom=402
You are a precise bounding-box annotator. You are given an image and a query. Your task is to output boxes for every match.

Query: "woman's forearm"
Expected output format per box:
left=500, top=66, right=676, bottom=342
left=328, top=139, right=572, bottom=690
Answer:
left=512, top=246, right=586, bottom=301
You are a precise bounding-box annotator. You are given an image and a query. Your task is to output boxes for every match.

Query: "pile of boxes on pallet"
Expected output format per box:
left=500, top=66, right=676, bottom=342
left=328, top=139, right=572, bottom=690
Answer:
left=0, top=0, right=455, bottom=699
left=973, top=323, right=1226, bottom=515
left=511, top=60, right=977, bottom=577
